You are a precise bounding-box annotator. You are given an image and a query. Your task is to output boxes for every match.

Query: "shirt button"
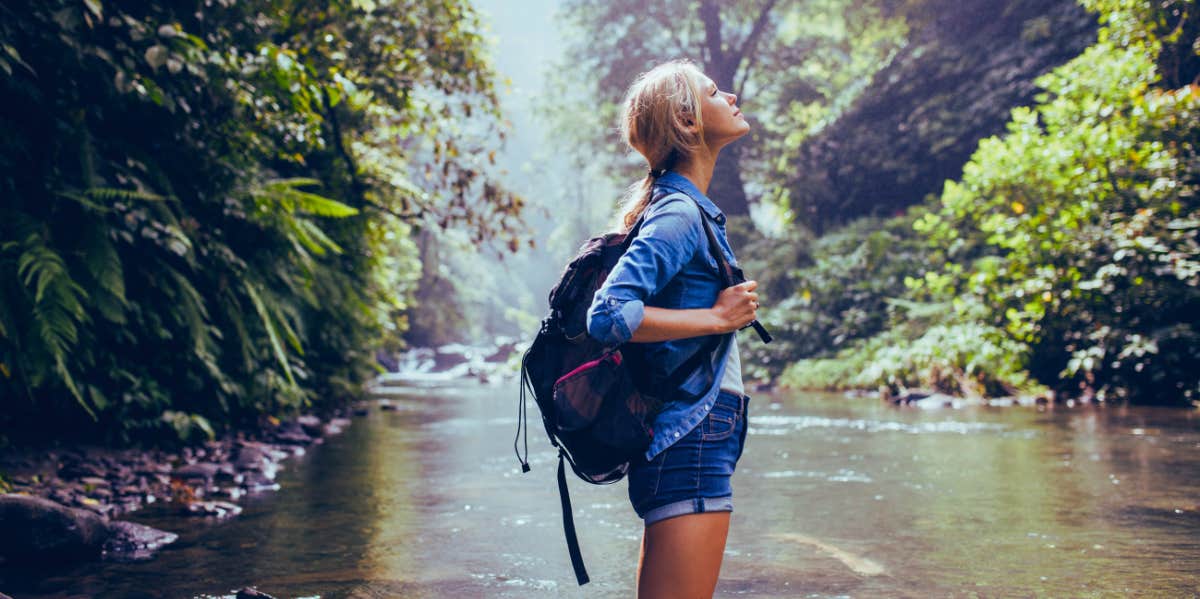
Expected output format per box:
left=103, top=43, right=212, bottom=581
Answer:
left=674, top=432, right=680, bottom=438
left=716, top=215, right=726, bottom=224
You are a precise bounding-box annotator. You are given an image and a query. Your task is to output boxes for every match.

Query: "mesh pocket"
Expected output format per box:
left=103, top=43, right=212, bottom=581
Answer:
left=552, top=351, right=623, bottom=432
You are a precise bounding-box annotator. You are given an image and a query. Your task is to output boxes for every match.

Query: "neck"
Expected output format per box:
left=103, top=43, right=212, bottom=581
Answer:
left=674, top=145, right=719, bottom=195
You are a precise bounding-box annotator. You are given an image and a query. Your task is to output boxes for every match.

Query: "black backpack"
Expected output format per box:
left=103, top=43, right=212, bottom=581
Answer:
left=514, top=190, right=756, bottom=585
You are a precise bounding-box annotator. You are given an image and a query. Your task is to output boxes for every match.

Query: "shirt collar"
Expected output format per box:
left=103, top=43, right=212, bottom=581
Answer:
left=654, top=171, right=727, bottom=223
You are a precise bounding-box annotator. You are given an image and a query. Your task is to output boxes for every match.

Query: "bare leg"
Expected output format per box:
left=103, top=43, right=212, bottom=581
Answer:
left=637, top=511, right=731, bottom=599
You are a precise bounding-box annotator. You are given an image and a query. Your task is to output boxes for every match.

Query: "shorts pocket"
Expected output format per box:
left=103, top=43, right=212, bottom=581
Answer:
left=700, top=394, right=741, bottom=441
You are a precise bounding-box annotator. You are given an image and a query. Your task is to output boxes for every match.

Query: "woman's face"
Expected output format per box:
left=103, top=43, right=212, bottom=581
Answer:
left=691, top=71, right=749, bottom=149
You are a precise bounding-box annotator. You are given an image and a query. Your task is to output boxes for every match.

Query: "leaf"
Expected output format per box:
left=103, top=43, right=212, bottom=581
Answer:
left=244, top=281, right=297, bottom=388
left=83, top=0, right=102, bottom=19
left=3, top=44, right=35, bottom=76
left=144, top=45, right=168, bottom=70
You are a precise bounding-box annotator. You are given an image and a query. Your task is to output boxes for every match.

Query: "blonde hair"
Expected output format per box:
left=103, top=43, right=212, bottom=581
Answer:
left=616, top=59, right=707, bottom=231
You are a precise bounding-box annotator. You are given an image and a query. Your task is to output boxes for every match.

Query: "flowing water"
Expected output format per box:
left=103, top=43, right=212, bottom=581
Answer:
left=4, top=378, right=1199, bottom=598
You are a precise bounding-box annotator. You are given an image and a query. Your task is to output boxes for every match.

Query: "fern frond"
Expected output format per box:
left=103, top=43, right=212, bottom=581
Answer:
left=244, top=281, right=297, bottom=388
left=260, top=178, right=359, bottom=217
left=80, top=226, right=128, bottom=324
left=298, top=219, right=344, bottom=253
left=55, top=191, right=111, bottom=213
left=159, top=264, right=212, bottom=357
left=85, top=187, right=166, bottom=202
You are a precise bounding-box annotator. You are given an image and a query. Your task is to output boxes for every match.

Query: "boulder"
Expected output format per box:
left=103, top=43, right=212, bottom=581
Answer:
left=101, top=520, right=178, bottom=559
left=0, top=494, right=109, bottom=562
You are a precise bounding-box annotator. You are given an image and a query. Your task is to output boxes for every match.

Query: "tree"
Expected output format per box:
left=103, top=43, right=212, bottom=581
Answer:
left=0, top=0, right=521, bottom=443
left=558, top=0, right=810, bottom=216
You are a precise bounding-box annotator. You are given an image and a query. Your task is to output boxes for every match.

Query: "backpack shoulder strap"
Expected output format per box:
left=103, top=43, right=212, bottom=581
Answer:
left=557, top=451, right=590, bottom=585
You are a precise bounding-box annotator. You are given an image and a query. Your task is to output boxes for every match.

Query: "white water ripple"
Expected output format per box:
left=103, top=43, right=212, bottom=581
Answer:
left=749, top=414, right=1014, bottom=436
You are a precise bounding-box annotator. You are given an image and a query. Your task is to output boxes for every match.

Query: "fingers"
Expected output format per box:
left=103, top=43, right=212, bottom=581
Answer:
left=740, top=280, right=758, bottom=292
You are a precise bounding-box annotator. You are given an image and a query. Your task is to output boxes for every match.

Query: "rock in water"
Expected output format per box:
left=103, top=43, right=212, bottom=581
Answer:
left=235, top=587, right=277, bottom=599
left=185, top=500, right=243, bottom=519
left=0, top=494, right=109, bottom=562
left=101, top=520, right=179, bottom=560
left=173, top=462, right=221, bottom=482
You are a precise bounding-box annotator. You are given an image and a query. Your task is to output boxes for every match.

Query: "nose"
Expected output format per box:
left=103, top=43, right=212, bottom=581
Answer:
left=727, top=91, right=737, bottom=105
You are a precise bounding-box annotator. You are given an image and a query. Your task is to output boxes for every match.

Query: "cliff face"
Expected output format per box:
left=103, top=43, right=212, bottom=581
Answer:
left=791, top=0, right=1097, bottom=233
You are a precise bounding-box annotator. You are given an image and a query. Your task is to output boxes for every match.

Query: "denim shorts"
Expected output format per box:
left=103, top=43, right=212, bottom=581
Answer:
left=627, top=391, right=749, bottom=526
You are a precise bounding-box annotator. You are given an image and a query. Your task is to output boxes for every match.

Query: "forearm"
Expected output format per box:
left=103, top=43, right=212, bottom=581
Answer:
left=629, top=306, right=724, bottom=343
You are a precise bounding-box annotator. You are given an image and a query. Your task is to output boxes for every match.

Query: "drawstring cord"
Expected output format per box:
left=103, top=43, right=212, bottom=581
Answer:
left=514, top=348, right=532, bottom=473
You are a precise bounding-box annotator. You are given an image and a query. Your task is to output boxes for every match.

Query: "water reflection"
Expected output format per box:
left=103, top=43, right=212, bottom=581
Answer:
left=2, top=386, right=1197, bottom=597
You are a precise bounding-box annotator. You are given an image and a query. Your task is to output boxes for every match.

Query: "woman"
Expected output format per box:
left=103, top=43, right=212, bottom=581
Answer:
left=586, top=59, right=759, bottom=598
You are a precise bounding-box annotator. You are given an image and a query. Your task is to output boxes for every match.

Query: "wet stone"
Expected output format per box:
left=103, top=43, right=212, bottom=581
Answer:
left=58, top=460, right=105, bottom=480
left=79, top=476, right=110, bottom=489
left=173, top=463, right=220, bottom=481
left=296, top=415, right=324, bottom=437
left=242, top=470, right=279, bottom=493
left=272, top=430, right=313, bottom=446
left=185, top=500, right=243, bottom=519
left=233, top=447, right=272, bottom=471
left=236, top=587, right=277, bottom=599
left=213, top=486, right=245, bottom=501
left=101, top=520, right=178, bottom=560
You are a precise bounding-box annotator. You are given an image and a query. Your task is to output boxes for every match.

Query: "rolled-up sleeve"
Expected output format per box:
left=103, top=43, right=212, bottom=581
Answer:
left=586, top=197, right=703, bottom=346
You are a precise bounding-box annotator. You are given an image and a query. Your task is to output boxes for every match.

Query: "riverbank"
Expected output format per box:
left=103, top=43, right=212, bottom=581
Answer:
left=0, top=412, right=352, bottom=566
left=0, top=341, right=520, bottom=573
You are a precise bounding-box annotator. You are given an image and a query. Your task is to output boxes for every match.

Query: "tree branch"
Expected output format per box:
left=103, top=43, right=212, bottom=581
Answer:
left=732, top=0, right=780, bottom=95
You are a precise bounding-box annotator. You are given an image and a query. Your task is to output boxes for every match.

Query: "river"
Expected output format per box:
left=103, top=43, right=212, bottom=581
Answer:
left=4, top=378, right=1199, bottom=598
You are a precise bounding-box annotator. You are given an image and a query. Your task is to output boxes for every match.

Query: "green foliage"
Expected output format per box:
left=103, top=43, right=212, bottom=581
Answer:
left=737, top=214, right=930, bottom=381
left=0, top=0, right=519, bottom=444
left=786, top=0, right=1097, bottom=233
left=901, top=0, right=1200, bottom=403
left=774, top=0, right=1199, bottom=405
left=784, top=319, right=1044, bottom=397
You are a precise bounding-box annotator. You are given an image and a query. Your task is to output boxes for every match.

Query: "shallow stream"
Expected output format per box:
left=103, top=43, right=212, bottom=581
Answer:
left=5, top=379, right=1198, bottom=597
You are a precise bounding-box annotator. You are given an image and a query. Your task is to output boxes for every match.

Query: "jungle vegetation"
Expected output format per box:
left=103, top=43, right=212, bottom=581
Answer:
left=0, top=0, right=523, bottom=444
left=553, top=0, right=1200, bottom=405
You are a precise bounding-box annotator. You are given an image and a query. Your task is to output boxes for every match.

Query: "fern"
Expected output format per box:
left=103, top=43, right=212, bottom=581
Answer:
left=85, top=187, right=166, bottom=202
left=12, top=229, right=95, bottom=419
left=55, top=187, right=166, bottom=213
left=259, top=178, right=358, bottom=216
left=79, top=225, right=128, bottom=324
left=244, top=280, right=297, bottom=388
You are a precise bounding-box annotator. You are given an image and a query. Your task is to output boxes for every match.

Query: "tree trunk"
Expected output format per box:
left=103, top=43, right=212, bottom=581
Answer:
left=710, top=145, right=749, bottom=216
left=699, top=0, right=751, bottom=216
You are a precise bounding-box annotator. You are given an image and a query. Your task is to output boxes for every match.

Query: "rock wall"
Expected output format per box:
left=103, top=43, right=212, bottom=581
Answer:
left=790, top=0, right=1097, bottom=232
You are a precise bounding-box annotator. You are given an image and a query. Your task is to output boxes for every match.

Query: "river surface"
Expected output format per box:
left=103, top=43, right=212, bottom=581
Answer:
left=4, top=379, right=1199, bottom=598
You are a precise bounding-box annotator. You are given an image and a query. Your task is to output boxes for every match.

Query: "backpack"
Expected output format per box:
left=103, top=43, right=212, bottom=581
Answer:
left=513, top=190, right=730, bottom=585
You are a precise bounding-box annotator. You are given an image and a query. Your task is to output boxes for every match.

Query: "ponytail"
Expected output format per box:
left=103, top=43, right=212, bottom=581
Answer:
left=618, top=176, right=656, bottom=232
left=616, top=149, right=679, bottom=232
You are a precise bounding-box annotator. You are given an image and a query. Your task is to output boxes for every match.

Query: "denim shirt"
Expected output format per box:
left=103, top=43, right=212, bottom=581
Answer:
left=585, top=171, right=739, bottom=460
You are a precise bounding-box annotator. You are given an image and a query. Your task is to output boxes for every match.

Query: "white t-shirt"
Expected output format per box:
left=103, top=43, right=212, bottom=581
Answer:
left=718, top=335, right=744, bottom=396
